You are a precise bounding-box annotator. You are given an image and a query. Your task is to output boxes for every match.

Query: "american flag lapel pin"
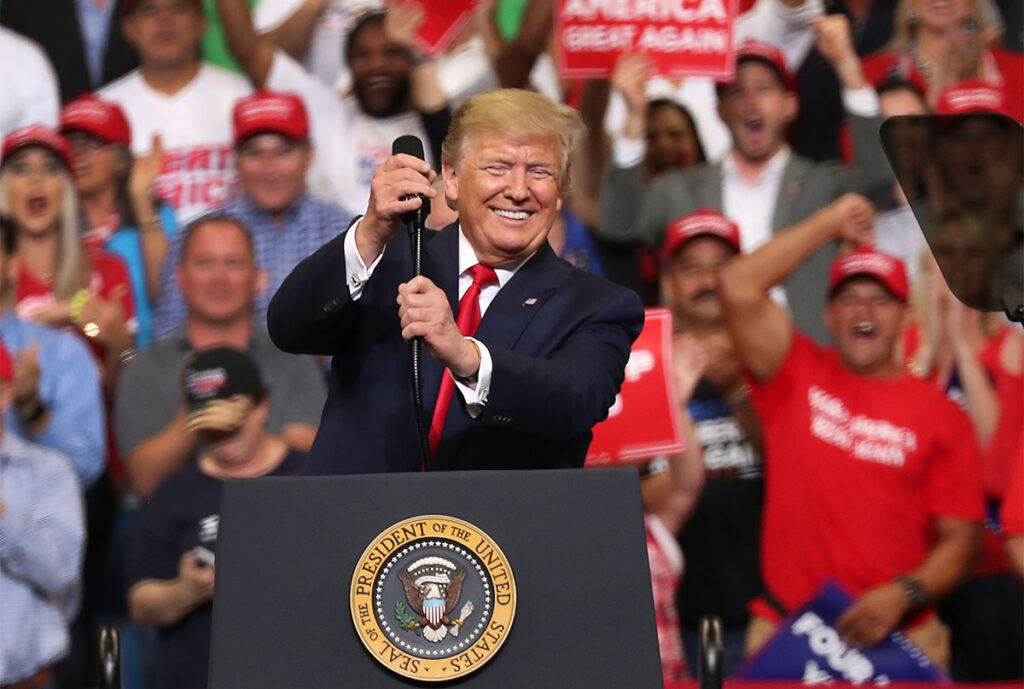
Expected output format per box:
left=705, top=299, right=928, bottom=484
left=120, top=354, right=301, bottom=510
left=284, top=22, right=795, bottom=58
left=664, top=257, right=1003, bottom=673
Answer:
left=523, top=297, right=538, bottom=306
left=787, top=181, right=801, bottom=198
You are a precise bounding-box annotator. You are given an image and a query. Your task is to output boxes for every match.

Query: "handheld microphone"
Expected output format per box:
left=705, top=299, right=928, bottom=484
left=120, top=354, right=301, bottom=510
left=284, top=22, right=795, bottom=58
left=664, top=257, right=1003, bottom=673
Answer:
left=392, top=135, right=431, bottom=231
left=392, top=135, right=433, bottom=470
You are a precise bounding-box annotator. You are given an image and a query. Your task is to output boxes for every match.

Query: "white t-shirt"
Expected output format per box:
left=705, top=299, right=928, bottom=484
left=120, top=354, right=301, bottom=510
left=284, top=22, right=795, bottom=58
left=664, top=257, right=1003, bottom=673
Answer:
left=255, top=0, right=383, bottom=93
left=0, top=28, right=59, bottom=146
left=267, top=50, right=432, bottom=217
left=99, top=64, right=252, bottom=224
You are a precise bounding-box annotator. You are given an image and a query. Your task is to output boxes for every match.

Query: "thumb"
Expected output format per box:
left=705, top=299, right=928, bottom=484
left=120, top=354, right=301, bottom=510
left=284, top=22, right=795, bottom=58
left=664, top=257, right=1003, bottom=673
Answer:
left=151, top=133, right=163, bottom=156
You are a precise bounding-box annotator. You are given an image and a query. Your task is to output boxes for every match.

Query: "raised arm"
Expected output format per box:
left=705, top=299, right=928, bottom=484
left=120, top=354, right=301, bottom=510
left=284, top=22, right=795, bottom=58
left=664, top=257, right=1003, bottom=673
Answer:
left=259, top=0, right=327, bottom=60
left=495, top=0, right=554, bottom=88
left=719, top=194, right=875, bottom=380
left=216, top=0, right=276, bottom=87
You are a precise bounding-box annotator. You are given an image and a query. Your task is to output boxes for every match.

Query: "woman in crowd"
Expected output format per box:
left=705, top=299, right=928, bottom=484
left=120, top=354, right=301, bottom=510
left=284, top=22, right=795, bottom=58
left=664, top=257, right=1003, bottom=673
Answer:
left=862, top=0, right=1023, bottom=116
left=59, top=94, right=175, bottom=349
left=0, top=125, right=136, bottom=392
left=902, top=252, right=1023, bottom=681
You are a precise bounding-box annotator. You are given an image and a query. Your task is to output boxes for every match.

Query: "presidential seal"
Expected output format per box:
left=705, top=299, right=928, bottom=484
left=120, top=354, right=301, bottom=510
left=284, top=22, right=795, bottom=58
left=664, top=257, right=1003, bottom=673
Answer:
left=350, top=515, right=516, bottom=682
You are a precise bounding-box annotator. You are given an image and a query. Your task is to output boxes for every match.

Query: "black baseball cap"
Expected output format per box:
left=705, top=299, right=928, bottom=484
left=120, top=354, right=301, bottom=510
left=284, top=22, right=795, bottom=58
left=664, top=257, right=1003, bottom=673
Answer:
left=183, top=347, right=264, bottom=416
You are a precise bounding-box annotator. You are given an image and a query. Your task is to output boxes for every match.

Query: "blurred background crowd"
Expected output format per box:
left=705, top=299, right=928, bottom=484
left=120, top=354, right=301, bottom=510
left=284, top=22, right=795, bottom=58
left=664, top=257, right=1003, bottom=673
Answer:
left=0, top=0, right=1020, bottom=687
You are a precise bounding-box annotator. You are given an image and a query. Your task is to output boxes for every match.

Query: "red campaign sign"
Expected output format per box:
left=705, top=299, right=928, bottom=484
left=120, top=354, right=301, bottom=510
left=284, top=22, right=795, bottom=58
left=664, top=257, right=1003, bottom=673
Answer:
left=586, top=308, right=686, bottom=467
left=406, top=0, right=477, bottom=56
left=555, top=0, right=739, bottom=79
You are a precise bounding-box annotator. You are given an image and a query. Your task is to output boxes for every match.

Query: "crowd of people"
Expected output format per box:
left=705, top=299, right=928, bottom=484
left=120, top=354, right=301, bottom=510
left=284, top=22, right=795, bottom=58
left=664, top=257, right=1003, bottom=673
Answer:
left=0, top=0, right=1020, bottom=688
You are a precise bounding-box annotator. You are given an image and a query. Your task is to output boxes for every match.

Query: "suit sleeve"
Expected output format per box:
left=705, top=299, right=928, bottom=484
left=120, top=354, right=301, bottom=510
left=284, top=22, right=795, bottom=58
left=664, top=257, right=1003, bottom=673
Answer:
left=267, top=232, right=359, bottom=356
left=598, top=165, right=687, bottom=246
left=480, top=287, right=645, bottom=438
left=832, top=110, right=896, bottom=201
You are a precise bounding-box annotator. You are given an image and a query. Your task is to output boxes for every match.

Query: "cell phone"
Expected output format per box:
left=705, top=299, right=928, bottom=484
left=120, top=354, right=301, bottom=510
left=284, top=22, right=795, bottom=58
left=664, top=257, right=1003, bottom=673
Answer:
left=193, top=545, right=216, bottom=568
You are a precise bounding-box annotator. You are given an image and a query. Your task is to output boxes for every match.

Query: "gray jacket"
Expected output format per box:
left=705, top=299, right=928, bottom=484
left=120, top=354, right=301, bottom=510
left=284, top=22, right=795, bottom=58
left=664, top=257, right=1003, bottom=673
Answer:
left=598, top=113, right=894, bottom=343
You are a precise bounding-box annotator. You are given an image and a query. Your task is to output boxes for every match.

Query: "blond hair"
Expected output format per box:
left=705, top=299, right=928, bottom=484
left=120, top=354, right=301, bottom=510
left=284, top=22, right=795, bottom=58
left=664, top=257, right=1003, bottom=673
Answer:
left=886, top=0, right=988, bottom=53
left=441, top=89, right=586, bottom=186
left=0, top=167, right=89, bottom=300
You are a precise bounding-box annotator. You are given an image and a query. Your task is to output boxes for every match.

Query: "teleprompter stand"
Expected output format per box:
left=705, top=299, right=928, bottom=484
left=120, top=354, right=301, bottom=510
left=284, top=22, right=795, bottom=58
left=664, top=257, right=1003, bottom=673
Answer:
left=208, top=468, right=663, bottom=688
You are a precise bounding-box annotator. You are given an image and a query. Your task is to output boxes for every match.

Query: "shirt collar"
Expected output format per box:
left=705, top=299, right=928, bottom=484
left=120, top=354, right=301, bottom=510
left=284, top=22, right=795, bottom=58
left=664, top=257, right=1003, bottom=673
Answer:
left=722, top=146, right=791, bottom=184
left=456, top=225, right=530, bottom=287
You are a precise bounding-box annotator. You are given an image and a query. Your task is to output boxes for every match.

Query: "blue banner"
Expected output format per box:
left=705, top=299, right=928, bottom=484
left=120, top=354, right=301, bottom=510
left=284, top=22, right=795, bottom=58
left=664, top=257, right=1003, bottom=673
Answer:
left=737, top=581, right=949, bottom=684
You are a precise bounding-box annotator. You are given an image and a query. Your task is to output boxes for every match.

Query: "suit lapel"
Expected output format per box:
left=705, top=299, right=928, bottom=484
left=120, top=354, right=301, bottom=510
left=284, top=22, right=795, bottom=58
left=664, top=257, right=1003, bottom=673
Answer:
left=771, top=156, right=807, bottom=232
left=473, top=243, right=570, bottom=351
left=704, top=162, right=724, bottom=210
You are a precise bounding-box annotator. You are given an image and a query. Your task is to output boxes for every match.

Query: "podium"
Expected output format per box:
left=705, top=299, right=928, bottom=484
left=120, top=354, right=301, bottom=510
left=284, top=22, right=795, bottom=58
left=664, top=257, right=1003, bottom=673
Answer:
left=208, top=468, right=664, bottom=687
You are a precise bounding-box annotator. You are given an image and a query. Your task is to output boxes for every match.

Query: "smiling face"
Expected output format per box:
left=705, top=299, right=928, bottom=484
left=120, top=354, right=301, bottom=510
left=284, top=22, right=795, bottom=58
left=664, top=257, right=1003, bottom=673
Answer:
left=717, top=61, right=796, bottom=163
left=442, top=133, right=563, bottom=267
left=236, top=134, right=311, bottom=214
left=3, top=148, right=67, bottom=237
left=645, top=102, right=702, bottom=176
left=176, top=220, right=263, bottom=325
left=825, top=278, right=908, bottom=377
left=348, top=22, right=412, bottom=118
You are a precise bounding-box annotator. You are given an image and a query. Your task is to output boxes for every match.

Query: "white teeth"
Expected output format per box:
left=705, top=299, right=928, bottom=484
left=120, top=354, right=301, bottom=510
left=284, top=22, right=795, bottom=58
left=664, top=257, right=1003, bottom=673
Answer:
left=492, top=209, right=530, bottom=220
left=855, top=321, right=874, bottom=335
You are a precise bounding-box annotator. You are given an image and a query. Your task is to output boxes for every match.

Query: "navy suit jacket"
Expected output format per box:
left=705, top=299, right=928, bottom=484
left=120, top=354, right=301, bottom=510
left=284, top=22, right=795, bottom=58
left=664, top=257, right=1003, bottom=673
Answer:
left=267, top=222, right=645, bottom=475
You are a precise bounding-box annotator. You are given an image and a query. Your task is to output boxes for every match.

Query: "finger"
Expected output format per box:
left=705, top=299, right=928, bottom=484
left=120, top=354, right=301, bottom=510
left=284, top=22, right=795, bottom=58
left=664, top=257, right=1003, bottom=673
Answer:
left=381, top=153, right=433, bottom=176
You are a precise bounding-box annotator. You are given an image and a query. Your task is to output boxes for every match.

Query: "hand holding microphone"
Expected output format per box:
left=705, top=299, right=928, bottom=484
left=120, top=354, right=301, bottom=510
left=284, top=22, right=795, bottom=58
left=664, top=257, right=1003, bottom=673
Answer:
left=354, top=138, right=437, bottom=266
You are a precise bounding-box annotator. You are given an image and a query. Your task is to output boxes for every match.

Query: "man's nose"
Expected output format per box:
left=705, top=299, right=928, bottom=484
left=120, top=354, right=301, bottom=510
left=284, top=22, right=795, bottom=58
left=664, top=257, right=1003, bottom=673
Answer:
left=504, top=167, right=528, bottom=201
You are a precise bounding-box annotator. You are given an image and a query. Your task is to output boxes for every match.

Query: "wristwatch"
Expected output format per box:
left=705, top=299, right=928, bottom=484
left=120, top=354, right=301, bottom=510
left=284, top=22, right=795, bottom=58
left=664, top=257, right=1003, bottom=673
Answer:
left=895, top=575, right=927, bottom=609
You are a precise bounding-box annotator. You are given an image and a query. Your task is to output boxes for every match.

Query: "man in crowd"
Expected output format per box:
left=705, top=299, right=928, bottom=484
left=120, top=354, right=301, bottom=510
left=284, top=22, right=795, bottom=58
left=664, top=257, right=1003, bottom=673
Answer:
left=268, top=88, right=644, bottom=474
left=217, top=0, right=451, bottom=217
left=152, top=89, right=353, bottom=338
left=127, top=346, right=305, bottom=689
left=0, top=340, right=85, bottom=689
left=116, top=214, right=326, bottom=497
left=660, top=210, right=765, bottom=675
left=600, top=19, right=893, bottom=342
left=0, top=219, right=105, bottom=490
left=99, top=0, right=251, bottom=224
left=719, top=193, right=984, bottom=667
left=0, top=28, right=59, bottom=143
left=1, top=0, right=137, bottom=103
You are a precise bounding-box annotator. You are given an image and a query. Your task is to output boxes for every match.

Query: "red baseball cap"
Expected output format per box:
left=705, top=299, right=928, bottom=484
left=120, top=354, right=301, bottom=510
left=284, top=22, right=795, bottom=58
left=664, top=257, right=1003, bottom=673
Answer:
left=122, top=0, right=201, bottom=15
left=59, top=94, right=132, bottom=148
left=721, top=39, right=795, bottom=91
left=233, top=90, right=310, bottom=145
left=663, top=209, right=741, bottom=258
left=1, top=124, right=73, bottom=171
left=935, top=79, right=1014, bottom=119
left=0, top=341, right=13, bottom=383
left=828, top=248, right=909, bottom=301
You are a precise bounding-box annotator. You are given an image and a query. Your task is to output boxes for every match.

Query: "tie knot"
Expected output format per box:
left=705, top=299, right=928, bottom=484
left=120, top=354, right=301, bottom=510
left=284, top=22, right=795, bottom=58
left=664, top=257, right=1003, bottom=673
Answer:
left=467, top=263, right=498, bottom=288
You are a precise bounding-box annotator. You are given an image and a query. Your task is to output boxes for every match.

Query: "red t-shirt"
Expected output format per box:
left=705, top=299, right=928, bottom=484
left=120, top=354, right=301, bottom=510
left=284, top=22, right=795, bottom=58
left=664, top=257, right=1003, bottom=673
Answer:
left=14, top=250, right=137, bottom=363
left=1001, top=446, right=1024, bottom=538
left=748, top=333, right=985, bottom=619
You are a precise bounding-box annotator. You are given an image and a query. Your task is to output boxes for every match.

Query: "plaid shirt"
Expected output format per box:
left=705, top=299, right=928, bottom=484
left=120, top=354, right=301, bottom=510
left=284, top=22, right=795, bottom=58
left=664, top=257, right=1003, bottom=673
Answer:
left=0, top=433, right=84, bottom=684
left=151, top=193, right=353, bottom=339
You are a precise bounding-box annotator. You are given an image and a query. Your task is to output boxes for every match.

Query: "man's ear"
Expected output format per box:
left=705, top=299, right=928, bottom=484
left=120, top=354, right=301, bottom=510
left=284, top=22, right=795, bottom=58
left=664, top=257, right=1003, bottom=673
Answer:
left=441, top=163, right=458, bottom=207
left=783, top=92, right=798, bottom=125
left=122, top=17, right=139, bottom=49
left=254, top=268, right=269, bottom=295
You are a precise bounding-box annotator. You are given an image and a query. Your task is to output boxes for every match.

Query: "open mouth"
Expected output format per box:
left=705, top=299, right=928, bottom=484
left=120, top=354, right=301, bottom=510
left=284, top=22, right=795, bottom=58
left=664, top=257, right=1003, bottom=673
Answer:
left=27, top=196, right=48, bottom=215
left=490, top=208, right=533, bottom=221
left=852, top=321, right=876, bottom=339
left=744, top=116, right=765, bottom=134
left=925, top=0, right=953, bottom=13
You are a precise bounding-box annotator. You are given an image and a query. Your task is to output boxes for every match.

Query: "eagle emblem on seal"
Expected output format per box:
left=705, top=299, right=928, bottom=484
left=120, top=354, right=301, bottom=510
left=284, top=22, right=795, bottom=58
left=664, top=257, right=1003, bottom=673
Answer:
left=396, top=557, right=475, bottom=643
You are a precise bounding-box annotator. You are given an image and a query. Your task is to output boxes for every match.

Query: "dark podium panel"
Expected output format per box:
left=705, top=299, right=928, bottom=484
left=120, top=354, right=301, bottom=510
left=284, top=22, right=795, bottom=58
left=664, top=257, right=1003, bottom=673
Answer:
left=209, top=468, right=663, bottom=688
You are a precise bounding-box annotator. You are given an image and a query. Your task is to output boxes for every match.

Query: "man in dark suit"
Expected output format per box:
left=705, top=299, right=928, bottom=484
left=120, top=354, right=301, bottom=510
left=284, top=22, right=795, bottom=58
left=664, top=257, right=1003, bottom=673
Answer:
left=268, top=89, right=645, bottom=475
left=1, top=0, right=138, bottom=103
left=599, top=18, right=894, bottom=343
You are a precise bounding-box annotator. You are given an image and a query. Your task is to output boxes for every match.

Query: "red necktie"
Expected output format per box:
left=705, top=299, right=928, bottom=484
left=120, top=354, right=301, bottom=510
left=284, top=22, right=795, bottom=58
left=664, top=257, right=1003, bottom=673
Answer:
left=428, top=264, right=498, bottom=456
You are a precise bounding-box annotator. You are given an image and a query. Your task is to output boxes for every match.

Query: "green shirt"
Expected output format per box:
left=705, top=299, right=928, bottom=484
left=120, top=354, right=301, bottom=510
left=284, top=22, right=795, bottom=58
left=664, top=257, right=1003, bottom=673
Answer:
left=200, top=0, right=259, bottom=73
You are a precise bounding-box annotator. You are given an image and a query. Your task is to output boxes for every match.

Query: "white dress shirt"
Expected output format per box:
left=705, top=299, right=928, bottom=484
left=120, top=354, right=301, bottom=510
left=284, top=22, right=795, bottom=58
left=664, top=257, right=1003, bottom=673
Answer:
left=343, top=222, right=527, bottom=416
